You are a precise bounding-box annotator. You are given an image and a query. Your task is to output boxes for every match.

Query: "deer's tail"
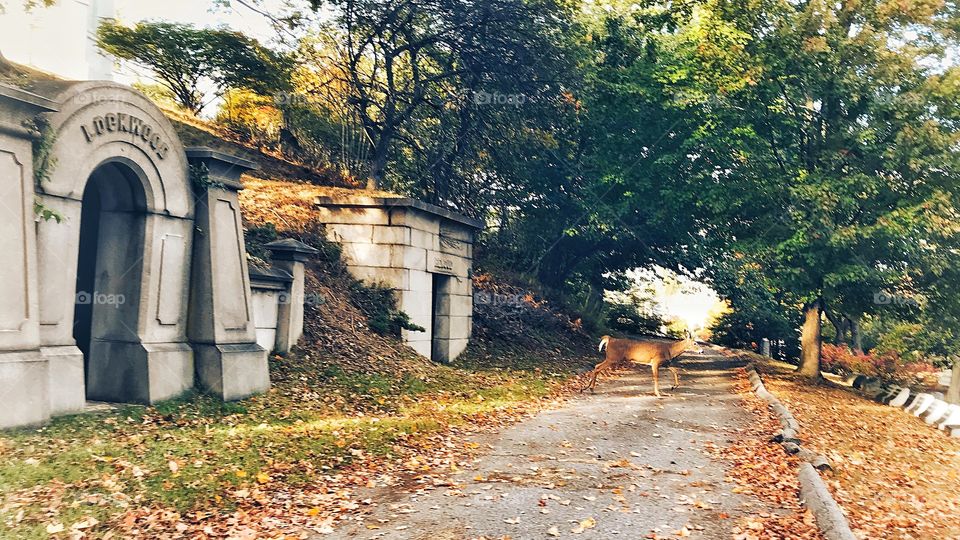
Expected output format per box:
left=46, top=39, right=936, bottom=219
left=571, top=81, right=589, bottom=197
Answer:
left=598, top=335, right=610, bottom=352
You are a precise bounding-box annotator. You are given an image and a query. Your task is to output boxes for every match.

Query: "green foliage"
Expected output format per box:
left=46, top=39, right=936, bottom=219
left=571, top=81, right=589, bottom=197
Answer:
left=28, top=115, right=56, bottom=184
left=131, top=82, right=180, bottom=110
left=216, top=88, right=283, bottom=144
left=297, top=0, right=579, bottom=190
left=155, top=1, right=960, bottom=370
left=32, top=199, right=62, bottom=224
left=605, top=302, right=665, bottom=336
left=97, top=20, right=291, bottom=114
left=243, top=222, right=279, bottom=263
left=188, top=162, right=224, bottom=191
left=348, top=281, right=425, bottom=336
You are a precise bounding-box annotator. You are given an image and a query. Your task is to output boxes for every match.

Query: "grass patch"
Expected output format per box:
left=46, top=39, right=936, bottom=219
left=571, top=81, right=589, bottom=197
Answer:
left=0, top=354, right=571, bottom=538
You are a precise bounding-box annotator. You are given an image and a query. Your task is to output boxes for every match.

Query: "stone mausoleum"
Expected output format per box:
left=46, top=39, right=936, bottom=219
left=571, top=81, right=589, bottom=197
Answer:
left=315, top=195, right=483, bottom=362
left=0, top=80, right=307, bottom=429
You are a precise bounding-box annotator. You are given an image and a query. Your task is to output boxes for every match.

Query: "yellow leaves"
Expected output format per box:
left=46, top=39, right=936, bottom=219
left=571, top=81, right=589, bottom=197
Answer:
left=571, top=517, right=596, bottom=534
left=256, top=471, right=271, bottom=484
left=235, top=470, right=247, bottom=478
left=802, top=36, right=830, bottom=54
left=306, top=507, right=321, bottom=516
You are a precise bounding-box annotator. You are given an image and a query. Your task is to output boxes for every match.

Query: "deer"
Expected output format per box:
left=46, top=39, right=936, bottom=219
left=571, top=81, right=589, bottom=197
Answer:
left=581, top=335, right=694, bottom=397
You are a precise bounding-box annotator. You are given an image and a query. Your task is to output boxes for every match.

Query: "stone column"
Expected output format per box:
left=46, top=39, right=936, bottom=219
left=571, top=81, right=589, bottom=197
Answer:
left=761, top=338, right=771, bottom=357
left=185, top=148, right=269, bottom=401
left=265, top=239, right=317, bottom=354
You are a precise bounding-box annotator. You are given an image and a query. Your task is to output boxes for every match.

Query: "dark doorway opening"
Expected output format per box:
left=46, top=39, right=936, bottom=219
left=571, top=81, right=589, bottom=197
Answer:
left=73, top=179, right=102, bottom=367
left=431, top=273, right=451, bottom=362
left=72, top=162, right=148, bottom=398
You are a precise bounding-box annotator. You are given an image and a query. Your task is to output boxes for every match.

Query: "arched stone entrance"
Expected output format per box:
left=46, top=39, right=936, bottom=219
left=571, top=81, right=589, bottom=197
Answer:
left=0, top=80, right=269, bottom=428
left=34, top=82, right=198, bottom=411
left=73, top=160, right=151, bottom=403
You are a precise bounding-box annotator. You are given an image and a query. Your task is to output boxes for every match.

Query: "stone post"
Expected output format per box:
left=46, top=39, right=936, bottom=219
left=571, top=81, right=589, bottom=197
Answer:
left=266, top=239, right=318, bottom=353
left=185, top=148, right=269, bottom=400
left=761, top=338, right=771, bottom=357
left=947, top=360, right=960, bottom=405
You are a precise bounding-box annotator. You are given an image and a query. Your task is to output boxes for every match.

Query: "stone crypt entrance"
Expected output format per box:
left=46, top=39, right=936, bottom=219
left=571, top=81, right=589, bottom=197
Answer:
left=314, top=194, right=482, bottom=363
left=73, top=161, right=150, bottom=402
left=0, top=80, right=271, bottom=429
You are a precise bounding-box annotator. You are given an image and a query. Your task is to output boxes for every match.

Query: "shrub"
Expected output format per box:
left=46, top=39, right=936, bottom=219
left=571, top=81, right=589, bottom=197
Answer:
left=244, top=222, right=279, bottom=262
left=821, top=343, right=938, bottom=384
left=605, top=303, right=665, bottom=336
left=348, top=281, right=425, bottom=337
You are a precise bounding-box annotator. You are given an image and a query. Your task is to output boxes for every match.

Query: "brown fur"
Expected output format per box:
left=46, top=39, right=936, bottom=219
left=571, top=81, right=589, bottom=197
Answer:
left=581, top=336, right=691, bottom=397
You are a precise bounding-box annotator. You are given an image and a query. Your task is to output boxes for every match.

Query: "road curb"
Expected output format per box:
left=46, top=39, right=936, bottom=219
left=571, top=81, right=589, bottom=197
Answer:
left=745, top=363, right=856, bottom=540
left=797, top=463, right=858, bottom=540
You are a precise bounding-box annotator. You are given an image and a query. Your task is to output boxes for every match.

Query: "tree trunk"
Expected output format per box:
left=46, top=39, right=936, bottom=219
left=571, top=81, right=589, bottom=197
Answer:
left=798, top=298, right=823, bottom=379
left=849, top=317, right=862, bottom=354
left=824, top=309, right=846, bottom=344
left=367, top=133, right=391, bottom=191
left=947, top=360, right=960, bottom=405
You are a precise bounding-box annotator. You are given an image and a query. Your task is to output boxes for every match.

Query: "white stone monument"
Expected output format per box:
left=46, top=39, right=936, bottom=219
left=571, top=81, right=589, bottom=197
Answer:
left=936, top=405, right=960, bottom=431
left=922, top=399, right=950, bottom=425
left=888, top=387, right=911, bottom=407
left=906, top=393, right=935, bottom=416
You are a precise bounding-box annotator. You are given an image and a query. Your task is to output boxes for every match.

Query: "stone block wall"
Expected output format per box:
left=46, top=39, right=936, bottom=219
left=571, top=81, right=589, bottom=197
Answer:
left=315, top=197, right=483, bottom=362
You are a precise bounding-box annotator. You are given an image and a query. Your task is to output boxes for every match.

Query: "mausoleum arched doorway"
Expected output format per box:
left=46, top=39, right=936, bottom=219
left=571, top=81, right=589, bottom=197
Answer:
left=72, top=160, right=149, bottom=401
left=24, top=82, right=200, bottom=410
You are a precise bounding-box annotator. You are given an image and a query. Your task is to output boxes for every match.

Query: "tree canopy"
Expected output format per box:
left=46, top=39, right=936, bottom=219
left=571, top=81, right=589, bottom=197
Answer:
left=117, top=0, right=960, bottom=384
left=97, top=20, right=290, bottom=114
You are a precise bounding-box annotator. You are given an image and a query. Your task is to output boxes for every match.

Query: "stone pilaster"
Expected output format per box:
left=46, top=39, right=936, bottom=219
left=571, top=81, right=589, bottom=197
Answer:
left=186, top=148, right=269, bottom=400
left=266, top=238, right=318, bottom=353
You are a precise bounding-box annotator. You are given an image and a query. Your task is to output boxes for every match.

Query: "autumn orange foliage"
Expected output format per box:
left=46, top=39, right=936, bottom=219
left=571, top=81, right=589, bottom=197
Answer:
left=759, top=370, right=960, bottom=539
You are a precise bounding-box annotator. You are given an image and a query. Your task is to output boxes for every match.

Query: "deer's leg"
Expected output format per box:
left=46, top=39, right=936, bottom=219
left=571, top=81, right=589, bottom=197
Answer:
left=582, top=360, right=605, bottom=393
left=651, top=363, right=662, bottom=397
left=668, top=366, right=680, bottom=390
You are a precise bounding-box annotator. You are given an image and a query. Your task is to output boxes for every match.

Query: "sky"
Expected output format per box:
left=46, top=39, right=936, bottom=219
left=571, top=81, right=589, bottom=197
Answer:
left=607, top=267, right=726, bottom=336
left=0, top=0, right=285, bottom=82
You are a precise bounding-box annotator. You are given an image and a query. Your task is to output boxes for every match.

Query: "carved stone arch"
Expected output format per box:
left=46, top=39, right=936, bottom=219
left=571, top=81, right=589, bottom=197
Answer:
left=30, top=82, right=197, bottom=408
left=34, top=81, right=191, bottom=218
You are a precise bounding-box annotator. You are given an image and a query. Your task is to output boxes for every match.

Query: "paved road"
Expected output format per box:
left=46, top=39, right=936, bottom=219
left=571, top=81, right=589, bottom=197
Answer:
left=328, top=347, right=786, bottom=539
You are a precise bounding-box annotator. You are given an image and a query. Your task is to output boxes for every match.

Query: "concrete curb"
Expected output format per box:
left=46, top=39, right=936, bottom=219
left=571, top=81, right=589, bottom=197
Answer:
left=745, top=363, right=857, bottom=540
left=745, top=363, right=828, bottom=468
left=798, top=463, right=858, bottom=540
